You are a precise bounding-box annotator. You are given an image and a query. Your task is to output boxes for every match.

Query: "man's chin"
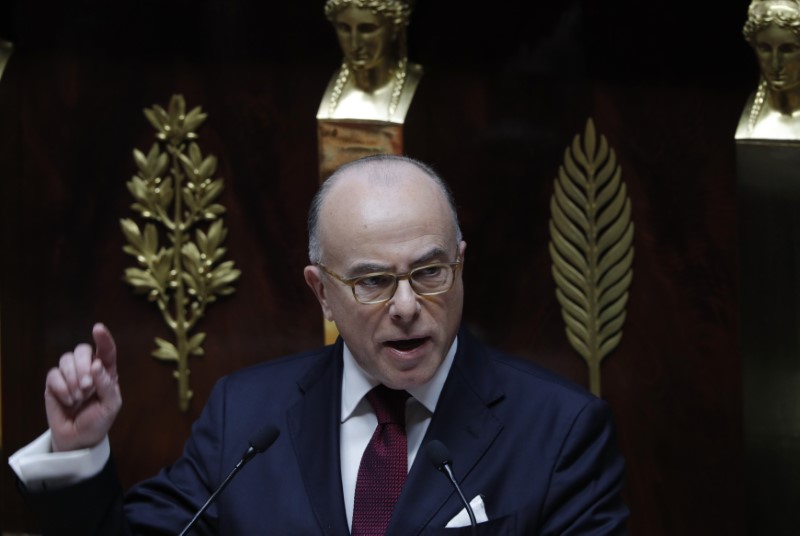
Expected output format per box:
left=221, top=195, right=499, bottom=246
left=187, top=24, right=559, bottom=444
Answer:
left=378, top=351, right=442, bottom=389
left=380, top=369, right=436, bottom=391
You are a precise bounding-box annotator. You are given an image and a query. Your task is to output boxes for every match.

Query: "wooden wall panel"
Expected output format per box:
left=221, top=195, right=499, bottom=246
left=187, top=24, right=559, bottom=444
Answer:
left=1, top=1, right=751, bottom=533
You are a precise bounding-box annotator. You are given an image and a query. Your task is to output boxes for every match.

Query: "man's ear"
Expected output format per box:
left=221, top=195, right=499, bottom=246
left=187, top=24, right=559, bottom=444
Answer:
left=304, top=265, right=335, bottom=321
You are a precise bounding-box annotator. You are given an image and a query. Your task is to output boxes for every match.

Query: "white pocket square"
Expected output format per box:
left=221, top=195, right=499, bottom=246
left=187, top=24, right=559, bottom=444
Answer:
left=445, top=495, right=489, bottom=528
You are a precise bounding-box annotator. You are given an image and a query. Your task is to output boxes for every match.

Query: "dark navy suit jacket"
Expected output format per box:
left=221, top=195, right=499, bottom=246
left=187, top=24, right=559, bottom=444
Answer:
left=23, top=328, right=628, bottom=534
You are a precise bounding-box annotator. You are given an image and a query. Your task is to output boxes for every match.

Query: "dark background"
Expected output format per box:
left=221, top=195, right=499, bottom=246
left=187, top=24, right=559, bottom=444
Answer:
left=1, top=0, right=755, bottom=533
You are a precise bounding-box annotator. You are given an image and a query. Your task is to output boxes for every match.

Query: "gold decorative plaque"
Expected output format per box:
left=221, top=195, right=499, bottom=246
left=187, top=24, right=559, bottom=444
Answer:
left=121, top=95, right=240, bottom=411
left=317, top=120, right=404, bottom=181
left=548, top=118, right=634, bottom=397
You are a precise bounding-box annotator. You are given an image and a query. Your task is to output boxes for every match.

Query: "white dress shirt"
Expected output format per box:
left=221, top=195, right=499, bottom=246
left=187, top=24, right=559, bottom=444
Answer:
left=339, top=338, right=457, bottom=529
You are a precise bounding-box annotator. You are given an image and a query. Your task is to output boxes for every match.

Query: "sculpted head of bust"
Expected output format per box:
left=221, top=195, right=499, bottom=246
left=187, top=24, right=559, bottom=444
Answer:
left=324, top=0, right=412, bottom=90
left=739, top=0, right=800, bottom=138
left=744, top=0, right=800, bottom=93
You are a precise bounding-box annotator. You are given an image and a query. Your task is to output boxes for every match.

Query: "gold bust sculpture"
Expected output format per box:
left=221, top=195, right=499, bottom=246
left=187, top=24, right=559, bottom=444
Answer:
left=738, top=0, right=800, bottom=139
left=317, top=0, right=423, bottom=124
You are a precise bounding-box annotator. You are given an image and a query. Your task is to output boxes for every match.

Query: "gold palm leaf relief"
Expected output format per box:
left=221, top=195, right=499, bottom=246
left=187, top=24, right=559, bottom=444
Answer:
left=548, top=118, right=634, bottom=397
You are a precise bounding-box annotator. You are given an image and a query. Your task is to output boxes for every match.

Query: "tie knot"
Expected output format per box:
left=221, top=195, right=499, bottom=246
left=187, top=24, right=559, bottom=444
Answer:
left=366, top=384, right=409, bottom=425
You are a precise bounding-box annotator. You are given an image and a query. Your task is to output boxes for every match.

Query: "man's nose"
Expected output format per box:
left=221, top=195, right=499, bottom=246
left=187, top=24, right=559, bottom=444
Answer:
left=389, top=279, right=419, bottom=320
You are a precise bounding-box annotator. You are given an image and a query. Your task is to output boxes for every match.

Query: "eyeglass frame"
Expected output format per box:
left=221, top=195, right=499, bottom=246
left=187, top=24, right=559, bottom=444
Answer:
left=316, top=256, right=463, bottom=305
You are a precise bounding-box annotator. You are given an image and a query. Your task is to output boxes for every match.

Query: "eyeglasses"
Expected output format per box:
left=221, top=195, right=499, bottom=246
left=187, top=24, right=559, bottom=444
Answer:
left=317, top=257, right=462, bottom=305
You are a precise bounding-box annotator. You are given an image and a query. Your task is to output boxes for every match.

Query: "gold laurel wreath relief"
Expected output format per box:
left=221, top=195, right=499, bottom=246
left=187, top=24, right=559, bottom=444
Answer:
left=548, top=118, right=633, bottom=397
left=121, top=95, right=241, bottom=411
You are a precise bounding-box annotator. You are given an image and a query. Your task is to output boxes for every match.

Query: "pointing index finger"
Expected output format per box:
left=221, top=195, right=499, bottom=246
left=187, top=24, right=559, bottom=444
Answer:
left=92, top=323, right=117, bottom=379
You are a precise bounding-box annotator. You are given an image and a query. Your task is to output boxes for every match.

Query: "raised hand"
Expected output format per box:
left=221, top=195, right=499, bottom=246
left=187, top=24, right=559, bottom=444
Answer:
left=44, top=323, right=122, bottom=452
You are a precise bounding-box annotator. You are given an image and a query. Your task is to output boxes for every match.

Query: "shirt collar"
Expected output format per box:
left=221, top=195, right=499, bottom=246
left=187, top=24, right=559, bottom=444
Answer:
left=341, top=337, right=458, bottom=422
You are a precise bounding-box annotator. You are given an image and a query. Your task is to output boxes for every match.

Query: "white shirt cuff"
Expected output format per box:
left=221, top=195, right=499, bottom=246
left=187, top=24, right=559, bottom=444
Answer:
left=7, top=430, right=110, bottom=491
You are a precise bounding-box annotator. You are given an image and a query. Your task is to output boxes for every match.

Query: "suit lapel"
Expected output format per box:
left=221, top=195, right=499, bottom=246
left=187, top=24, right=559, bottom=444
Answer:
left=286, top=340, right=350, bottom=535
left=387, top=330, right=505, bottom=535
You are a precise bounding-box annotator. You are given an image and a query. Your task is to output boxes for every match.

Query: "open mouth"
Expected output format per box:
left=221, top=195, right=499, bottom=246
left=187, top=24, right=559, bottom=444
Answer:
left=385, top=338, right=427, bottom=352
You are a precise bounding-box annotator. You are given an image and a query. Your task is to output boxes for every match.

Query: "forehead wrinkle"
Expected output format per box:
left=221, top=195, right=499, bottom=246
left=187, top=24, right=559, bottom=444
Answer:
left=345, top=245, right=452, bottom=276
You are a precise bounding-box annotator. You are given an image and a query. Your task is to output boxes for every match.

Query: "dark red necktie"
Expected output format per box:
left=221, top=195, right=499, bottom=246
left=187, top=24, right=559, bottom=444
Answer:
left=351, top=385, right=410, bottom=536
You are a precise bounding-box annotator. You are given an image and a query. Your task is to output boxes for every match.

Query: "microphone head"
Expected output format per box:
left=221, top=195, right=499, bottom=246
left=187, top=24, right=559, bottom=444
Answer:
left=249, top=425, right=280, bottom=453
left=425, top=440, right=452, bottom=471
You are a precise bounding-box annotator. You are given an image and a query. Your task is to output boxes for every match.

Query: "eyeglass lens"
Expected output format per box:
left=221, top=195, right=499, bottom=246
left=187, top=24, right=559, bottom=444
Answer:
left=353, top=264, right=455, bottom=303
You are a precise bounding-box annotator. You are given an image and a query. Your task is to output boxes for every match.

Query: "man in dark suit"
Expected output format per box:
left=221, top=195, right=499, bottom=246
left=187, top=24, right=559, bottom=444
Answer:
left=11, top=154, right=628, bottom=534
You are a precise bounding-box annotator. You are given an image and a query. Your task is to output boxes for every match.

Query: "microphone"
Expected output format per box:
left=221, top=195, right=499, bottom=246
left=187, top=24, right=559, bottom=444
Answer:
left=178, top=424, right=280, bottom=536
left=425, top=440, right=477, bottom=535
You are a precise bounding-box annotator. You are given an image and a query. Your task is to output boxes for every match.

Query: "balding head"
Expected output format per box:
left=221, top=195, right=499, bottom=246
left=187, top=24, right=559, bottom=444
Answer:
left=308, top=155, right=462, bottom=264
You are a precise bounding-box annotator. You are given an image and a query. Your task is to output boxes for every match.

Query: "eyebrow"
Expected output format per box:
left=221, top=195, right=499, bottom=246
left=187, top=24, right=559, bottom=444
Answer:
left=346, top=247, right=452, bottom=276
